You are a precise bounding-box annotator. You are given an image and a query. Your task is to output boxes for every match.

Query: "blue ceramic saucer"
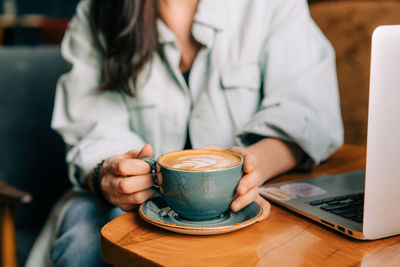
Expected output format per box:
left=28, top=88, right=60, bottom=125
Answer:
left=139, top=197, right=263, bottom=235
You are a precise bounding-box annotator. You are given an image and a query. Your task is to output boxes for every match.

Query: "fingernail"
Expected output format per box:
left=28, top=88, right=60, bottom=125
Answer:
left=232, top=202, right=241, bottom=210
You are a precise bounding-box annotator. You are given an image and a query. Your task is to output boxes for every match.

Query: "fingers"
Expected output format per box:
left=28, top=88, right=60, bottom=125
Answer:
left=231, top=193, right=271, bottom=221
left=104, top=144, right=154, bottom=176
left=136, top=144, right=154, bottom=158
left=102, top=174, right=154, bottom=194
left=119, top=204, right=138, bottom=212
left=118, top=189, right=154, bottom=205
left=200, top=146, right=256, bottom=174
left=231, top=187, right=258, bottom=212
left=101, top=172, right=155, bottom=211
left=104, top=157, right=151, bottom=176
left=98, top=144, right=156, bottom=210
left=114, top=189, right=155, bottom=211
left=243, top=153, right=257, bottom=174
left=122, top=144, right=154, bottom=159
left=236, top=171, right=262, bottom=195
left=228, top=146, right=257, bottom=173
left=255, top=195, right=271, bottom=222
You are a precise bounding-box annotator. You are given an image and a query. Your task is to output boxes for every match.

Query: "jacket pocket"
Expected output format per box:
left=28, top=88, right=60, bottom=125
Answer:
left=123, top=92, right=159, bottom=145
left=220, top=63, right=262, bottom=131
left=220, top=63, right=261, bottom=90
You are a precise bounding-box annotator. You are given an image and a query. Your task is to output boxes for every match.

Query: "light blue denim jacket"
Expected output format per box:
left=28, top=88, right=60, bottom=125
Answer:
left=52, top=0, right=344, bottom=188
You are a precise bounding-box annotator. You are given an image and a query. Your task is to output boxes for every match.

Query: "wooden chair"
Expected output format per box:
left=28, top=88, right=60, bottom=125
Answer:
left=0, top=46, right=70, bottom=267
left=309, top=0, right=400, bottom=145
left=0, top=183, right=31, bottom=267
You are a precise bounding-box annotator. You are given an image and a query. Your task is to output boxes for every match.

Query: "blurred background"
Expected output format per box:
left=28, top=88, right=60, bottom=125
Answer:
left=0, top=1, right=80, bottom=266
left=1, top=0, right=398, bottom=266
left=0, top=0, right=80, bottom=45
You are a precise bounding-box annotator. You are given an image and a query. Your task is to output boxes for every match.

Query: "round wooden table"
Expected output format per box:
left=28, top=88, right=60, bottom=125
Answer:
left=101, top=145, right=400, bottom=267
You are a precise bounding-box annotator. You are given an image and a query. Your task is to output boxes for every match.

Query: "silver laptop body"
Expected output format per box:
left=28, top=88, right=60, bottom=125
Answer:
left=260, top=26, right=400, bottom=240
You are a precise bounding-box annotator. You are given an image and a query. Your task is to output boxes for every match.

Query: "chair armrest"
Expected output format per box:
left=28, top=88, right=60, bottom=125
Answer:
left=0, top=180, right=32, bottom=204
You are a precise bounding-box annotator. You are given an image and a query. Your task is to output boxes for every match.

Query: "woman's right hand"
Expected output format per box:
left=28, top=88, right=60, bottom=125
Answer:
left=98, top=144, right=155, bottom=211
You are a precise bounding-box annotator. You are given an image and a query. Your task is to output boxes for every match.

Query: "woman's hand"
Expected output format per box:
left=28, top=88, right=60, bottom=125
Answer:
left=98, top=144, right=155, bottom=211
left=201, top=145, right=271, bottom=222
left=228, top=146, right=271, bottom=222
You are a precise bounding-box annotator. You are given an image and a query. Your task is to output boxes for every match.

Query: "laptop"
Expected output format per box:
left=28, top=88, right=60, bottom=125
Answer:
left=259, top=25, right=400, bottom=240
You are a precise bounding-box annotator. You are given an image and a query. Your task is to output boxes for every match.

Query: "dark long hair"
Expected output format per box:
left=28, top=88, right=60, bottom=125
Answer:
left=89, top=0, right=161, bottom=95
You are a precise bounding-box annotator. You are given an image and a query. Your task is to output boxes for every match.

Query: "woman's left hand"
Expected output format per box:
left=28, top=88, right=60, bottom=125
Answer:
left=228, top=146, right=270, bottom=221
left=201, top=145, right=271, bottom=222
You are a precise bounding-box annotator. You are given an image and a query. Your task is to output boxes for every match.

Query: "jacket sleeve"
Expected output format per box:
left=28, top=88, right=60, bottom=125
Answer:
left=51, top=0, right=146, bottom=189
left=236, top=0, right=343, bottom=165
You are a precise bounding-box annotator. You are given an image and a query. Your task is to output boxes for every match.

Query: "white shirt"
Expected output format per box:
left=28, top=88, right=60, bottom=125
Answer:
left=52, top=0, right=343, bottom=188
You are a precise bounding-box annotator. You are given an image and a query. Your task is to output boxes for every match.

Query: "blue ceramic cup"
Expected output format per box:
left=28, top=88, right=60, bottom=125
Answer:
left=142, top=149, right=243, bottom=221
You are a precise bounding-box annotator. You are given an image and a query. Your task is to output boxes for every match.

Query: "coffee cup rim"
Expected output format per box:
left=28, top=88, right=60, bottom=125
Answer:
left=157, top=149, right=244, bottom=172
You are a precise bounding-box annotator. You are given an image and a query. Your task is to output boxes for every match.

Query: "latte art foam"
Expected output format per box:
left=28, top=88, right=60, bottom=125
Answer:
left=159, top=150, right=242, bottom=171
left=172, top=155, right=235, bottom=170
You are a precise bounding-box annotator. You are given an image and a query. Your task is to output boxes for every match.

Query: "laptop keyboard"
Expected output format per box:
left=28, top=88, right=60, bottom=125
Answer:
left=308, top=193, right=364, bottom=223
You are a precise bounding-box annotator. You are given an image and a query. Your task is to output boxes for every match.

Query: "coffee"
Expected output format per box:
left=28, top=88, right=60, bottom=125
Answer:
left=142, top=149, right=243, bottom=220
left=158, top=150, right=241, bottom=171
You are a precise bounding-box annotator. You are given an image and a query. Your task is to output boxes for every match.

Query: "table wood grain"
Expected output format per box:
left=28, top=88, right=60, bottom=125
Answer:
left=101, top=145, right=400, bottom=267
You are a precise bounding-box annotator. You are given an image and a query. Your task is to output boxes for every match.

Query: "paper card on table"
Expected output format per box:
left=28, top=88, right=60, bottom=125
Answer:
left=280, top=182, right=326, bottom=198
left=259, top=187, right=296, bottom=201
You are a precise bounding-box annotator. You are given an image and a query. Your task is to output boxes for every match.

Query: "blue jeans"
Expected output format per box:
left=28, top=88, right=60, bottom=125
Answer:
left=49, top=194, right=124, bottom=267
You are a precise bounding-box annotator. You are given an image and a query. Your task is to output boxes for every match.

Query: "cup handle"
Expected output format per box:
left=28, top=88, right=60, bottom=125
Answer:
left=140, top=157, right=161, bottom=195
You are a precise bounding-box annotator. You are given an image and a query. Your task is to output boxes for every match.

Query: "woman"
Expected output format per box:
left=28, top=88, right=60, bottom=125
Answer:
left=34, top=0, right=343, bottom=266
